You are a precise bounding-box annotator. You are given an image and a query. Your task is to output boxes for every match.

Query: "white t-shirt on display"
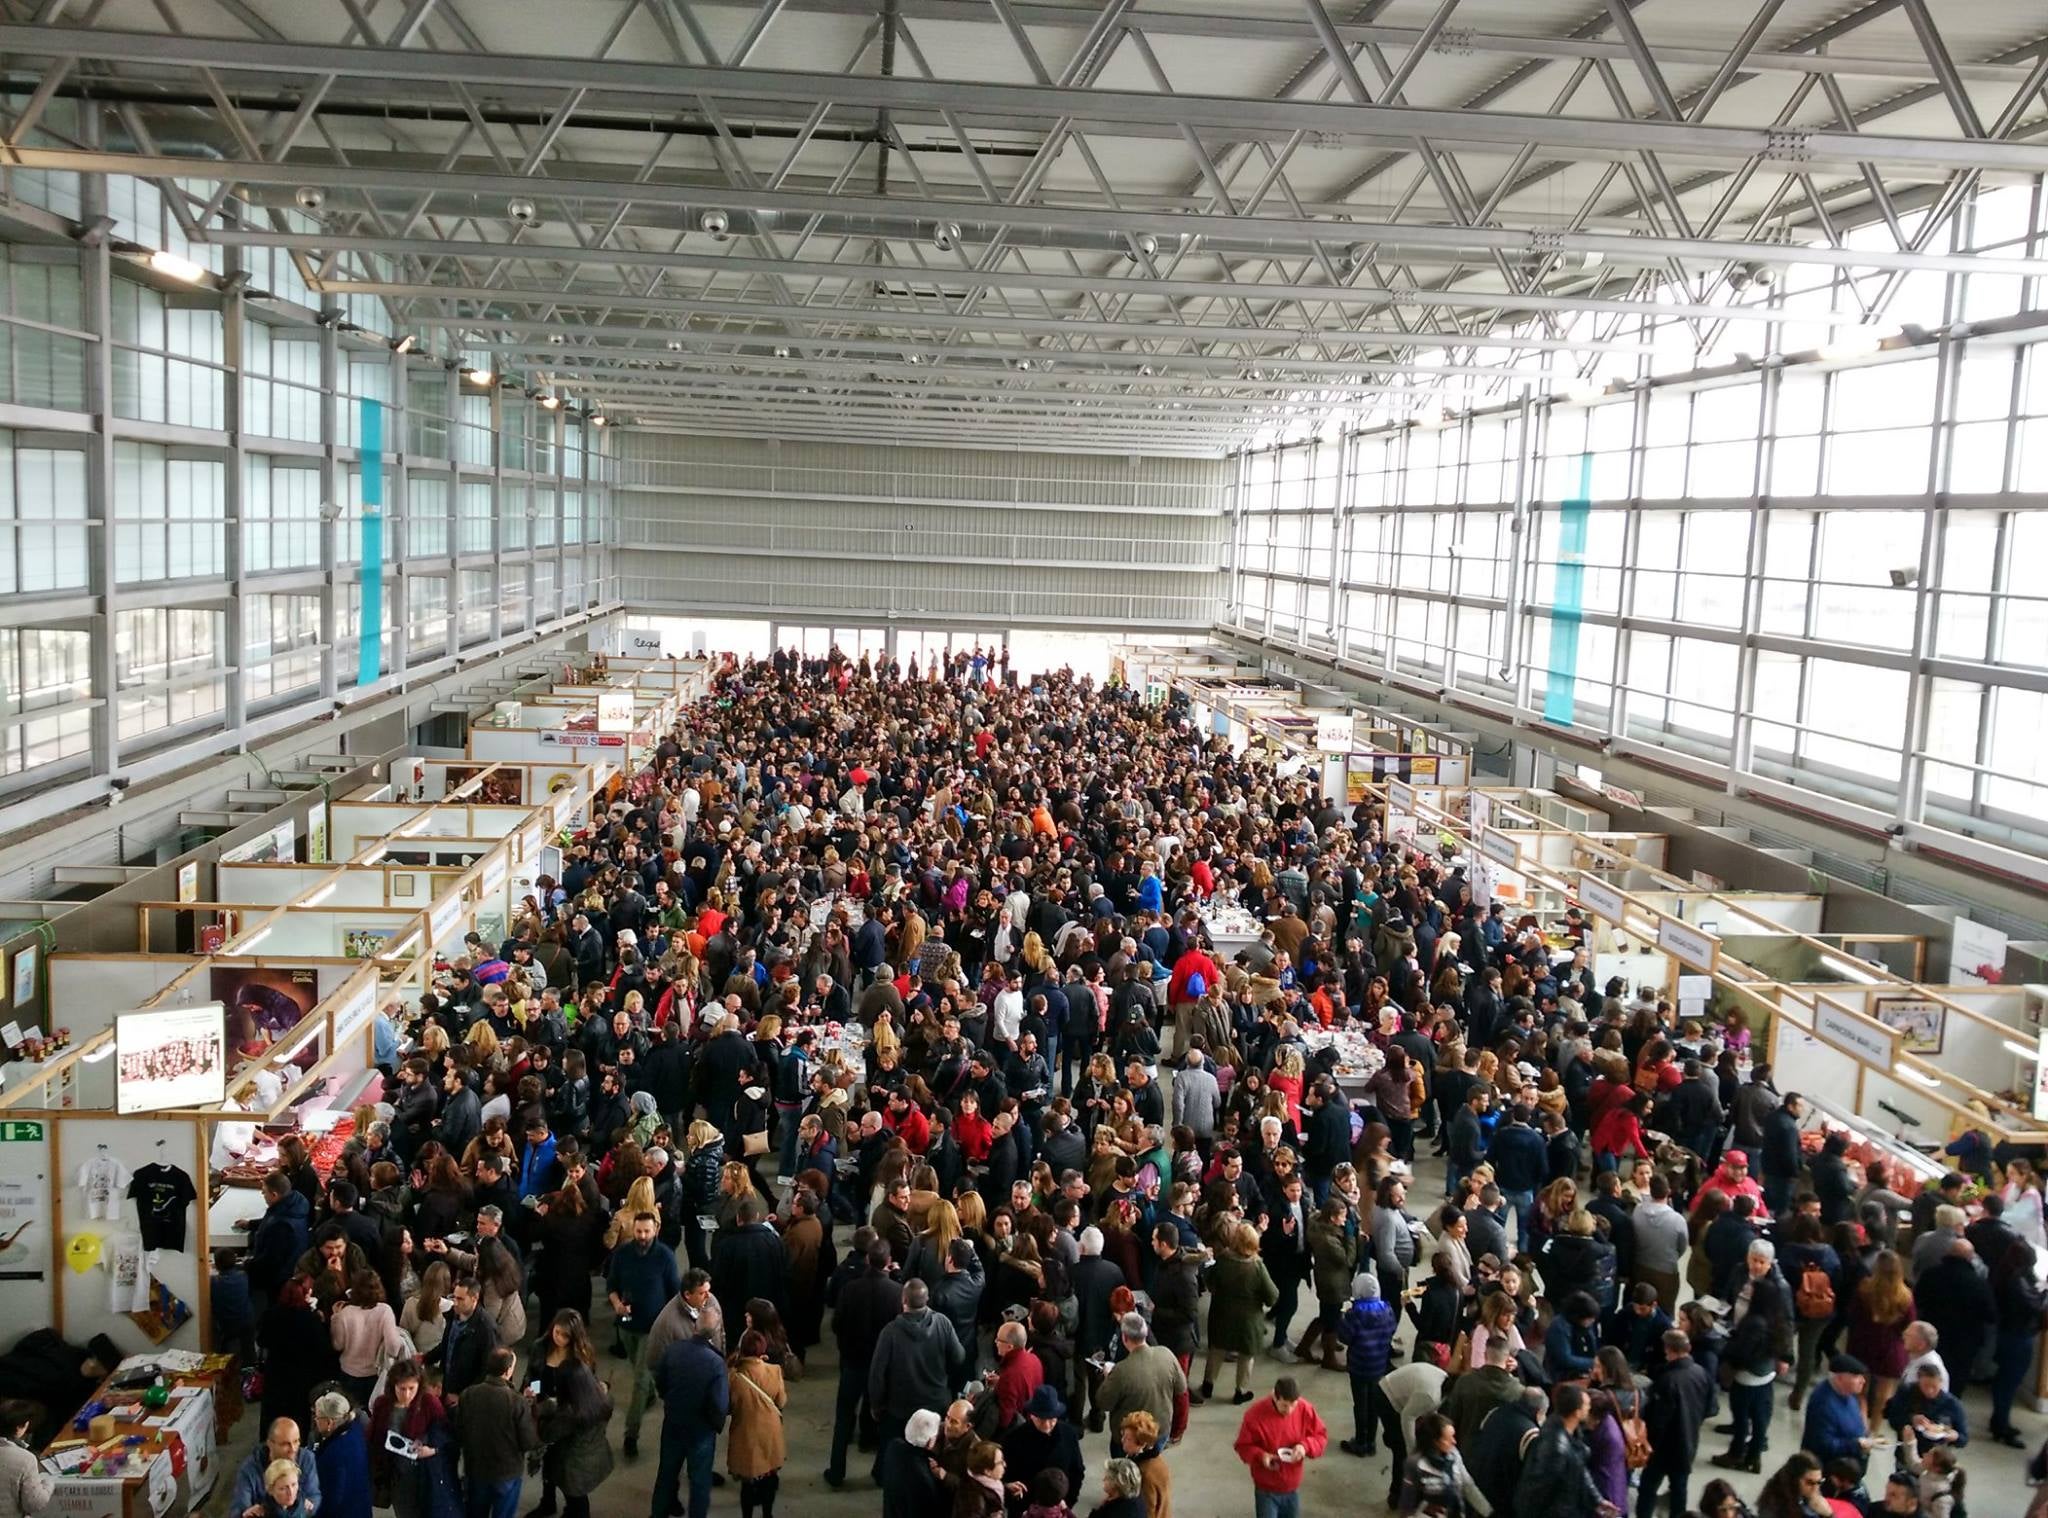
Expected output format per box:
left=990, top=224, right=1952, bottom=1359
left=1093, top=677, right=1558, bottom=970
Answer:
left=78, top=1153, right=131, bottom=1220
left=105, top=1232, right=154, bottom=1313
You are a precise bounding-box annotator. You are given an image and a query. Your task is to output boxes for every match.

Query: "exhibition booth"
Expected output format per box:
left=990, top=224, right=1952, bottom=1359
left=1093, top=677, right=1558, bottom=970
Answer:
left=1358, top=767, right=2048, bottom=1163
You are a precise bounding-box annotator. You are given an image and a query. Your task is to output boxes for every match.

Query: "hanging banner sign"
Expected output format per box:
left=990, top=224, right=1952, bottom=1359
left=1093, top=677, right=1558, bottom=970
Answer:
left=1813, top=1000, right=1897, bottom=1071
left=1478, top=828, right=1522, bottom=870
left=1657, top=916, right=1720, bottom=973
left=1576, top=873, right=1626, bottom=924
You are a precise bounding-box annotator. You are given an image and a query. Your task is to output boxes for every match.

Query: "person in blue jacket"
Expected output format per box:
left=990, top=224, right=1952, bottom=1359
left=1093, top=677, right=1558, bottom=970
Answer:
left=229, top=1420, right=321, bottom=1518
left=1883, top=1357, right=1968, bottom=1456
left=607, top=1212, right=682, bottom=1456
left=1335, top=1270, right=1400, bottom=1459
left=1544, top=1291, right=1601, bottom=1382
left=649, top=1309, right=729, bottom=1518
left=1800, top=1354, right=1873, bottom=1470
left=245, top=1173, right=310, bottom=1303
left=310, top=1390, right=373, bottom=1518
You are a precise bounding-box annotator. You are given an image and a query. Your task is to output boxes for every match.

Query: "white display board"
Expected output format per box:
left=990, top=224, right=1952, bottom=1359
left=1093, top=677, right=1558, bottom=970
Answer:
left=1949, top=917, right=2009, bottom=986
left=115, top=1003, right=227, bottom=1114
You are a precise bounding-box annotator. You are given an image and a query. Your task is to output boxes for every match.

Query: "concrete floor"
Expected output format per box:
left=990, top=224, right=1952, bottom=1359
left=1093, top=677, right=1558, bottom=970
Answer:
left=215, top=1146, right=2048, bottom=1515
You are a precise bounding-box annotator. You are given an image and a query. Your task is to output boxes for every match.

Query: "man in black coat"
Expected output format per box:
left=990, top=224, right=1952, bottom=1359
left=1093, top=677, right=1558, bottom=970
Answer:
left=825, top=1242, right=902, bottom=1487
left=1660, top=1060, right=1726, bottom=1162
left=878, top=1408, right=944, bottom=1518
left=709, top=1196, right=788, bottom=1328
left=1300, top=1077, right=1353, bottom=1206
left=1467, top=1388, right=1544, bottom=1517
left=641, top=1024, right=694, bottom=1132
left=1514, top=1383, right=1606, bottom=1518
left=1061, top=969, right=1099, bottom=1096
left=1640, top=1327, right=1715, bottom=1518
left=1260, top=1172, right=1312, bottom=1356
left=432, top=1275, right=504, bottom=1401
left=1917, top=1238, right=1994, bottom=1396
left=1068, top=1229, right=1126, bottom=1423
left=695, top=1009, right=755, bottom=1137
left=1761, top=1093, right=1807, bottom=1216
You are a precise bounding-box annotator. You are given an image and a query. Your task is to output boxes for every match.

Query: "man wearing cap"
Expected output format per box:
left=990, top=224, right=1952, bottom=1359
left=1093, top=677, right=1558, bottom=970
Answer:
left=1001, top=1386, right=1085, bottom=1518
left=1801, top=1355, right=1877, bottom=1471
left=1096, top=1312, right=1189, bottom=1450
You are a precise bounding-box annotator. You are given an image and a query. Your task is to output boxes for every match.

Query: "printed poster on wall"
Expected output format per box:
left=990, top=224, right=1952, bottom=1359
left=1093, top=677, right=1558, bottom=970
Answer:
left=0, top=1119, right=46, bottom=1283
left=9, top=946, right=35, bottom=1012
left=210, top=966, right=318, bottom=1062
left=116, top=1004, right=228, bottom=1114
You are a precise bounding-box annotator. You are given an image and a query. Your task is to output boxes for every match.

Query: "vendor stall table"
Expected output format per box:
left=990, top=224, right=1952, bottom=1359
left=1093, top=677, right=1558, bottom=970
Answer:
left=39, top=1352, right=238, bottom=1518
left=1198, top=901, right=1264, bottom=961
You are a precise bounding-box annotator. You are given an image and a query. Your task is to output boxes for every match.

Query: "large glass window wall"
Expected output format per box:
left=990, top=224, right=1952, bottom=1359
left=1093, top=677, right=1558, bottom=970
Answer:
left=1228, top=181, right=2048, bottom=860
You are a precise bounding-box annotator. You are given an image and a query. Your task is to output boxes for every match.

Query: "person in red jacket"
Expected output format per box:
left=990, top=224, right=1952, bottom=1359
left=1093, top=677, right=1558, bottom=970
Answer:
left=954, top=1091, right=995, bottom=1163
left=1233, top=1375, right=1328, bottom=1516
left=884, top=1090, right=931, bottom=1154
left=1691, top=1150, right=1766, bottom=1216
left=1591, top=1091, right=1653, bottom=1172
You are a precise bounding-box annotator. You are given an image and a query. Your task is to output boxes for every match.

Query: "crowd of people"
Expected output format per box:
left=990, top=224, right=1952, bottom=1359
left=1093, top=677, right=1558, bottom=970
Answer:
left=208, top=643, right=2048, bottom=1518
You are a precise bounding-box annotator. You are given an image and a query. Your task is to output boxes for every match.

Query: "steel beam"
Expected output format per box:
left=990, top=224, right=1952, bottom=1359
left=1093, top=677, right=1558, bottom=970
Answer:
left=11, top=27, right=2048, bottom=175
left=21, top=146, right=2040, bottom=280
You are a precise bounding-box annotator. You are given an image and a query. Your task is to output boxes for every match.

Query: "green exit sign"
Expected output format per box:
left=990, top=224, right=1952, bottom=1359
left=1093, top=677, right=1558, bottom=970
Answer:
left=0, top=1121, right=44, bottom=1141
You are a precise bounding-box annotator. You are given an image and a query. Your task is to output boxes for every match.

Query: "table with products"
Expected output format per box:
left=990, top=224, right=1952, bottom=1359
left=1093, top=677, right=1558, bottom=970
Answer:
left=1198, top=901, right=1264, bottom=960
left=1302, top=1026, right=1388, bottom=1101
left=38, top=1353, right=237, bottom=1518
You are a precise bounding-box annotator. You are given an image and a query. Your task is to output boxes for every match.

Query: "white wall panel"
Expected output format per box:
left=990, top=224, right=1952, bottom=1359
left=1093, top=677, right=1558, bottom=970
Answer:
left=614, top=433, right=1226, bottom=628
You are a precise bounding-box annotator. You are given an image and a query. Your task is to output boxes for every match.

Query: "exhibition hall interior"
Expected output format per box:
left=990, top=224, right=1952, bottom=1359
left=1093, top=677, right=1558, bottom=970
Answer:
left=3, top=2, right=2048, bottom=1517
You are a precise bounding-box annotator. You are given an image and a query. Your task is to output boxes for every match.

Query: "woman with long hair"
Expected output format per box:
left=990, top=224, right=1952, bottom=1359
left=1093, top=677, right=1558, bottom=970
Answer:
left=472, top=1236, right=527, bottom=1347
left=1395, top=1412, right=1476, bottom=1518
left=1846, top=1247, right=1915, bottom=1420
left=991, top=1226, right=1044, bottom=1321
left=367, top=1360, right=460, bottom=1518
left=605, top=1177, right=660, bottom=1252
left=681, top=1120, right=726, bottom=1270
left=530, top=1312, right=613, bottom=1518
left=907, top=1200, right=963, bottom=1286
left=1754, top=1452, right=1827, bottom=1518
left=1687, top=1189, right=1730, bottom=1302
left=532, top=1182, right=604, bottom=1329
left=410, top=1153, right=470, bottom=1243
left=401, top=1261, right=451, bottom=1358
left=330, top=1268, right=405, bottom=1404
left=1584, top=1347, right=1636, bottom=1514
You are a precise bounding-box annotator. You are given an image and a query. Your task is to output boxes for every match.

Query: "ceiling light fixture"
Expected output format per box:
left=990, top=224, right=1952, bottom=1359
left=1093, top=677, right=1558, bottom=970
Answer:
left=539, top=394, right=561, bottom=410
left=148, top=249, right=207, bottom=282
left=1820, top=328, right=1887, bottom=362
left=464, top=366, right=495, bottom=385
